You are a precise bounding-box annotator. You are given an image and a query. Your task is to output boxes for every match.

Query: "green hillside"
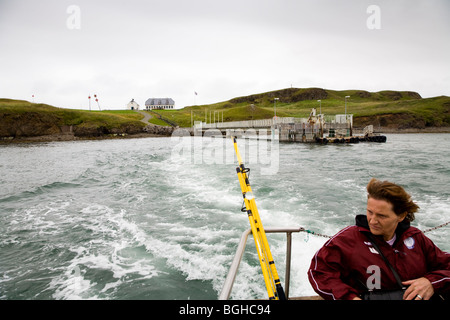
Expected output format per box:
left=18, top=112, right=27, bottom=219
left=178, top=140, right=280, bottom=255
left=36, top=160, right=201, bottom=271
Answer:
left=0, top=98, right=146, bottom=138
left=2, top=87, right=450, bottom=140
left=153, top=88, right=450, bottom=128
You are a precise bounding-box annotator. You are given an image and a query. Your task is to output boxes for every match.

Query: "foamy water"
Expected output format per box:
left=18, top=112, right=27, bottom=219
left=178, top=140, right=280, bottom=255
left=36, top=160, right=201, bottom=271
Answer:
left=0, top=134, right=449, bottom=299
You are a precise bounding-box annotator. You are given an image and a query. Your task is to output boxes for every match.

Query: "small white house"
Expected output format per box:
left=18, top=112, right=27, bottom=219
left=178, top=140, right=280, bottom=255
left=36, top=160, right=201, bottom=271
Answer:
left=127, top=99, right=140, bottom=111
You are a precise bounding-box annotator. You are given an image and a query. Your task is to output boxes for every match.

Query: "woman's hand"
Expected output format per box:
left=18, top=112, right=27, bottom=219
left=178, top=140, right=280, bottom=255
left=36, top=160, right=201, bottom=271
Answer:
left=402, top=277, right=434, bottom=300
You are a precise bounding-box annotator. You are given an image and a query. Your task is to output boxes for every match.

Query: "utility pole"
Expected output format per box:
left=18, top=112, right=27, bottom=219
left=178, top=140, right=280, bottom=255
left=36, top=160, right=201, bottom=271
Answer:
left=345, top=95, right=350, bottom=117
left=274, top=98, right=279, bottom=117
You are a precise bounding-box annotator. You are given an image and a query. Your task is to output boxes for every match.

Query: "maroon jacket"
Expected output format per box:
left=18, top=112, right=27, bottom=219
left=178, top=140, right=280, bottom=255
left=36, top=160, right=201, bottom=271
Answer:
left=308, top=215, right=450, bottom=300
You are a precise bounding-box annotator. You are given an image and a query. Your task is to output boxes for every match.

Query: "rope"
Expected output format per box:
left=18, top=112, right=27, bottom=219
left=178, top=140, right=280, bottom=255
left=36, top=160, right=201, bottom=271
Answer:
left=302, top=229, right=332, bottom=239
left=423, top=221, right=450, bottom=234
left=300, top=220, right=449, bottom=242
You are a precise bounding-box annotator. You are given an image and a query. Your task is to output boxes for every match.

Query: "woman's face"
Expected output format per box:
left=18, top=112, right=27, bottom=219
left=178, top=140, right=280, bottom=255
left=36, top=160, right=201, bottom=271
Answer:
left=366, top=197, right=406, bottom=241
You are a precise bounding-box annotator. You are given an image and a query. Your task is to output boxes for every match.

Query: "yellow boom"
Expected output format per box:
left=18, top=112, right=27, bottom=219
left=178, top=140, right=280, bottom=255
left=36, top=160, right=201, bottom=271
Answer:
left=231, top=136, right=286, bottom=300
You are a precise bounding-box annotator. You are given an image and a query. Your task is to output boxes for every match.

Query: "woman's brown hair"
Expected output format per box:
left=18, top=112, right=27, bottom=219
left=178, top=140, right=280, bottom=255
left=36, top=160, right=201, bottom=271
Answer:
left=367, top=178, right=419, bottom=222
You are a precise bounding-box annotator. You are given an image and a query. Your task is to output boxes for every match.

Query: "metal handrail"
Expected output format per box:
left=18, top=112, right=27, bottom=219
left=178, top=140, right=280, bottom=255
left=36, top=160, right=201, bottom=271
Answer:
left=219, top=226, right=305, bottom=300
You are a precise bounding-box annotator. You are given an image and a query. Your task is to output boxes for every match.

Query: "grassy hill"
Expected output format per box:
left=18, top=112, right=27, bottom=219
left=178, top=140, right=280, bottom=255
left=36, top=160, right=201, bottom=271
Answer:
left=0, top=98, right=146, bottom=138
left=2, top=87, right=450, bottom=140
left=153, top=88, right=450, bottom=129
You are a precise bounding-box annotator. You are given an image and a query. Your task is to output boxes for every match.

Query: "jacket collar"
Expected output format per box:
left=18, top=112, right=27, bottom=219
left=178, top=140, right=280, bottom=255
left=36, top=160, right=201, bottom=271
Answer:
left=355, top=214, right=411, bottom=239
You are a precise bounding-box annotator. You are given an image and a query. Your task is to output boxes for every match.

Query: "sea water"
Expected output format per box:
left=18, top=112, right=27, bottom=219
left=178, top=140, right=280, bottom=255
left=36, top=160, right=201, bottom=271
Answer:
left=0, top=134, right=449, bottom=299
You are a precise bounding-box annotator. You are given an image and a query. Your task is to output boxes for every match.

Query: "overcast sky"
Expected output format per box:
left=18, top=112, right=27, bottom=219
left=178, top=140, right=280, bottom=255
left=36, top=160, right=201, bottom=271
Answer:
left=0, top=0, right=449, bottom=110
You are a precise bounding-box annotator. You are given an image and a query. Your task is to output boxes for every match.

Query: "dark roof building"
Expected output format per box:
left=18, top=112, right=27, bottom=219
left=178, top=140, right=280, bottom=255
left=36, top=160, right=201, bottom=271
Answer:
left=145, top=98, right=175, bottom=110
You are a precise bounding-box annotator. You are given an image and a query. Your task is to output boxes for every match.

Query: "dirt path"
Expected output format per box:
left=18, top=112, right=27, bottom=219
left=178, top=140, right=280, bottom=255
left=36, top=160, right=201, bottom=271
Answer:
left=134, top=110, right=154, bottom=125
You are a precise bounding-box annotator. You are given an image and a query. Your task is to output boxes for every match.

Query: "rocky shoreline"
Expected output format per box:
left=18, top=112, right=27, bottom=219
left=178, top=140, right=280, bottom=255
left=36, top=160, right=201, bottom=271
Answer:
left=0, top=124, right=175, bottom=144
left=1, top=126, right=450, bottom=145
left=0, top=132, right=170, bottom=144
left=373, top=127, right=450, bottom=134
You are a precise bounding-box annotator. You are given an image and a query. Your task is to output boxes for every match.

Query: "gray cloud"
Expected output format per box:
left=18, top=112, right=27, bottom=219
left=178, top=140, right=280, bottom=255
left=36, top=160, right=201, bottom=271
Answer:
left=0, top=0, right=449, bottom=110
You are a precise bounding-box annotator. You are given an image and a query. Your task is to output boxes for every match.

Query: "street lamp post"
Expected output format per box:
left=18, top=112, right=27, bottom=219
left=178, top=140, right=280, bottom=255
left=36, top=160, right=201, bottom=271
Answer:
left=274, top=98, right=279, bottom=118
left=345, top=96, right=350, bottom=117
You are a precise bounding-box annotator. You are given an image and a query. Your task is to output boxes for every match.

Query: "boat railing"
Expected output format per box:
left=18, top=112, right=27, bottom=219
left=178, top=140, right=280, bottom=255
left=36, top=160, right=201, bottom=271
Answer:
left=219, top=226, right=305, bottom=300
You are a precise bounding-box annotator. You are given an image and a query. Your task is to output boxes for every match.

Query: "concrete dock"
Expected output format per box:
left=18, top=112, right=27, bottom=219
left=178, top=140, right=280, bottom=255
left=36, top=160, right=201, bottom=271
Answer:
left=193, top=109, right=387, bottom=143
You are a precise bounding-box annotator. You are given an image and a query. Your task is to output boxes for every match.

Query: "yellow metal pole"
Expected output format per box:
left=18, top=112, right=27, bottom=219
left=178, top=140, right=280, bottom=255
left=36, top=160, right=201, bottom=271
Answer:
left=231, top=136, right=286, bottom=300
left=235, top=164, right=276, bottom=299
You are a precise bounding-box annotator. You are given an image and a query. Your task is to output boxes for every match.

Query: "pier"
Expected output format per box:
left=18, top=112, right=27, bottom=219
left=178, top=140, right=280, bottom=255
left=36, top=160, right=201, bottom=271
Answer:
left=192, top=108, right=386, bottom=143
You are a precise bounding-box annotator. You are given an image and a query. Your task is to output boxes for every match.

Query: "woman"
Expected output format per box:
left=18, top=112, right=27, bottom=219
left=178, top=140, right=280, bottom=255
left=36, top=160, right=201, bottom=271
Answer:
left=308, top=178, right=449, bottom=300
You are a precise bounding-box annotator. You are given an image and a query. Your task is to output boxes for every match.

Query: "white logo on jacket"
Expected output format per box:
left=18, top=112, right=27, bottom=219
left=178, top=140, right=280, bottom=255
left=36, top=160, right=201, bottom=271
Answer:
left=364, top=241, right=379, bottom=255
left=404, top=237, right=415, bottom=249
